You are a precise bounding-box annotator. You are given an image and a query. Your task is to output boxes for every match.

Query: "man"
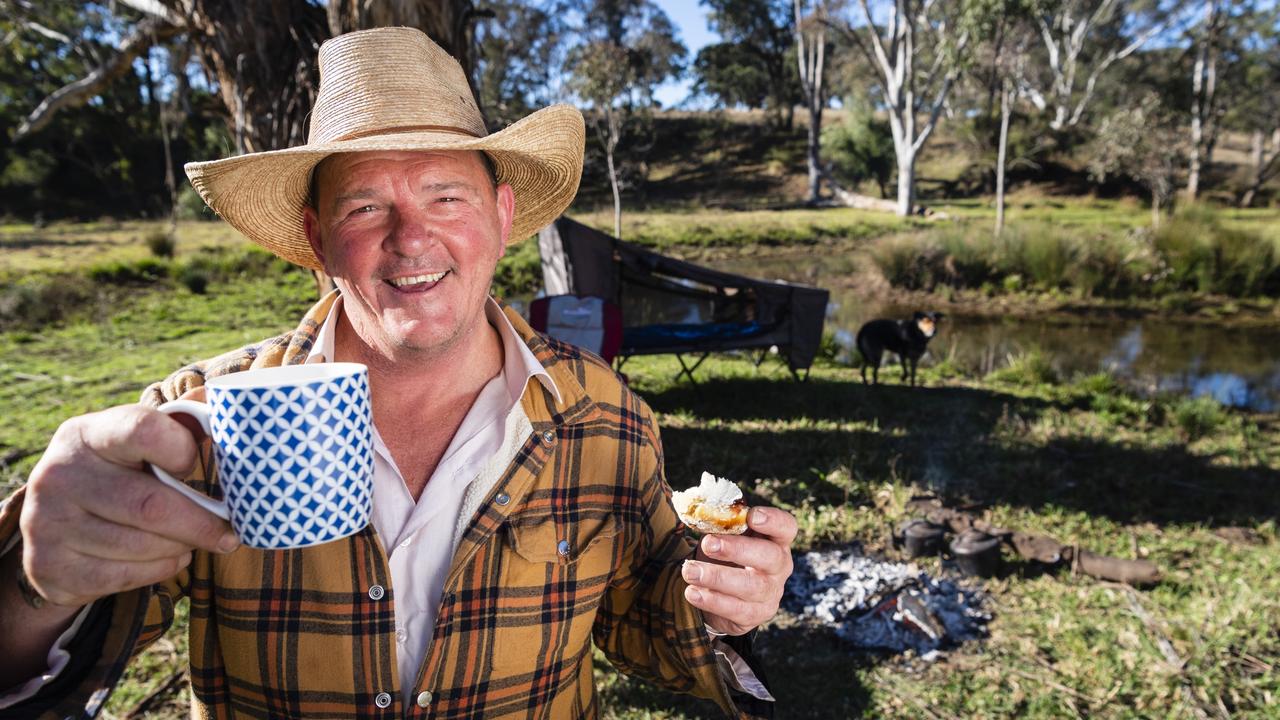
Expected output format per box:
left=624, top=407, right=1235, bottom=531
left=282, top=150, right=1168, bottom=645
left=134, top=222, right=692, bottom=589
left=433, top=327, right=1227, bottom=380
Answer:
left=0, top=27, right=794, bottom=719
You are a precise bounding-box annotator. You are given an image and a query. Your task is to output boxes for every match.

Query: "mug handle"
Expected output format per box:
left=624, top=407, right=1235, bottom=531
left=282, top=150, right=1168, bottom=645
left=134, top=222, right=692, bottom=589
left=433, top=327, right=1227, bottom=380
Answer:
left=151, top=400, right=231, bottom=521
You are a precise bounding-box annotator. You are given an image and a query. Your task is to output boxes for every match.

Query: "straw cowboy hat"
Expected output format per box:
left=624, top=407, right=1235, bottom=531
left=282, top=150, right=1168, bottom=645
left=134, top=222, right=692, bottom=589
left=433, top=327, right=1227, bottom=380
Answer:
left=184, top=27, right=585, bottom=271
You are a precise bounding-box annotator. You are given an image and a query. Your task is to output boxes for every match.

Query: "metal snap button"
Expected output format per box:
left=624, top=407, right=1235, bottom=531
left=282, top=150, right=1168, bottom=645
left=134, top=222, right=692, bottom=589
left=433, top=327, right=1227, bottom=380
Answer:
left=368, top=584, right=385, bottom=600
left=395, top=628, right=407, bottom=643
left=557, top=539, right=570, bottom=557
left=541, top=429, right=555, bottom=444
left=495, top=492, right=510, bottom=505
left=374, top=691, right=392, bottom=708
left=416, top=690, right=433, bottom=707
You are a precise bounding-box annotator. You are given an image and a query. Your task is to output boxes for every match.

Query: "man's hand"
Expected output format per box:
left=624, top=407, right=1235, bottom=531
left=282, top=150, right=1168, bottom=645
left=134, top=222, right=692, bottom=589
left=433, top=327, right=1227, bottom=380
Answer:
left=680, top=506, right=797, bottom=636
left=18, top=388, right=239, bottom=609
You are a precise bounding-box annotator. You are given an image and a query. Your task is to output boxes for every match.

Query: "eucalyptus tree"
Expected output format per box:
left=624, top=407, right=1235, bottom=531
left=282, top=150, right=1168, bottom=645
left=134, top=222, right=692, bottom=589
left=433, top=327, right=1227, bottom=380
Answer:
left=13, top=0, right=490, bottom=154
left=1230, top=4, right=1280, bottom=206
left=793, top=0, right=832, bottom=204
left=1017, top=0, right=1182, bottom=133
left=1088, top=92, right=1186, bottom=227
left=11, top=0, right=499, bottom=294
left=566, top=0, right=685, bottom=237
left=698, top=0, right=800, bottom=127
left=473, top=0, right=571, bottom=129
left=830, top=0, right=995, bottom=216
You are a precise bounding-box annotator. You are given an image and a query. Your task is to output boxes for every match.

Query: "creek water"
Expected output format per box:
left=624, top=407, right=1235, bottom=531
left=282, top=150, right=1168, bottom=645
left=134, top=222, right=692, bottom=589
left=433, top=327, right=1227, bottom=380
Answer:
left=709, top=251, right=1280, bottom=412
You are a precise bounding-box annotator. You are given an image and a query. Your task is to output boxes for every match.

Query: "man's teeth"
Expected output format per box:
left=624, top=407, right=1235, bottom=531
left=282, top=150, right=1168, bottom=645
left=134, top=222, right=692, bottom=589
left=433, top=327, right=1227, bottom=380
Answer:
left=389, top=271, right=447, bottom=287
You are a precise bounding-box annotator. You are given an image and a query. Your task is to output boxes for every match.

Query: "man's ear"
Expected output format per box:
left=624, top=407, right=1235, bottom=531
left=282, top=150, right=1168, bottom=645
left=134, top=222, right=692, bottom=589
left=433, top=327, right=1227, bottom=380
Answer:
left=495, top=182, right=516, bottom=257
left=303, top=206, right=326, bottom=268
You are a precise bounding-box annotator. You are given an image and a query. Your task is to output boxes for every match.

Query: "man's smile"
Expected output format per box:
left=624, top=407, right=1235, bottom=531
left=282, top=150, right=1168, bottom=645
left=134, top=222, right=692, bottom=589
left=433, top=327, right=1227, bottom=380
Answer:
left=385, top=270, right=450, bottom=292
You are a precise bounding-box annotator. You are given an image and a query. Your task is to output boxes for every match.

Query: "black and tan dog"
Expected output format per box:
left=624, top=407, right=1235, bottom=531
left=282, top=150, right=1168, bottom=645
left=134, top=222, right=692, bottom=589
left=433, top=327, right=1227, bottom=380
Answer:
left=856, top=311, right=944, bottom=386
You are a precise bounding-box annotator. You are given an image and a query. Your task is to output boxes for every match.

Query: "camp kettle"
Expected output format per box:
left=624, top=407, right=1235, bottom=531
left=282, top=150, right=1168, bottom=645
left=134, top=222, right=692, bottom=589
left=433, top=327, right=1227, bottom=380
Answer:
left=900, top=519, right=947, bottom=559
left=951, top=529, right=1002, bottom=578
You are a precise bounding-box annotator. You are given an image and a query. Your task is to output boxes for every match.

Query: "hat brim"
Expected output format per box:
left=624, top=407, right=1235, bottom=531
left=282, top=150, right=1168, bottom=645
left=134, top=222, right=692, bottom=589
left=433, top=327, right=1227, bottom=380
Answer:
left=184, top=104, right=584, bottom=271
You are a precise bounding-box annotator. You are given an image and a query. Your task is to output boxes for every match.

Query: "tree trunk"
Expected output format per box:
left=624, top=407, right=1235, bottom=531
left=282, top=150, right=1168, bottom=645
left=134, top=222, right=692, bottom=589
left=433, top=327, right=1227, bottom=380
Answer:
left=896, top=152, right=916, bottom=217
left=1187, top=40, right=1205, bottom=199
left=806, top=101, right=822, bottom=203
left=1241, top=129, right=1265, bottom=207
left=995, top=82, right=1011, bottom=236
left=607, top=147, right=622, bottom=239
left=794, top=0, right=825, bottom=205
left=605, top=108, right=622, bottom=239
left=1151, top=193, right=1161, bottom=229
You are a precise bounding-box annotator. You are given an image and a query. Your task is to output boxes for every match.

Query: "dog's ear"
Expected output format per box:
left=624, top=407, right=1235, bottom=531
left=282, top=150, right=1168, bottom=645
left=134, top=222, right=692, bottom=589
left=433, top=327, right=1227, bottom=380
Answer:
left=933, top=312, right=945, bottom=321
left=913, top=311, right=926, bottom=320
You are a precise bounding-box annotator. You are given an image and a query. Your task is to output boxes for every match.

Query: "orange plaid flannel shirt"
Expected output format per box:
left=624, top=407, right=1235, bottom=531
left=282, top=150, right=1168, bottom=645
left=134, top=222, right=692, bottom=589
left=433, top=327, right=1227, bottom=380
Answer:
left=0, top=293, right=772, bottom=719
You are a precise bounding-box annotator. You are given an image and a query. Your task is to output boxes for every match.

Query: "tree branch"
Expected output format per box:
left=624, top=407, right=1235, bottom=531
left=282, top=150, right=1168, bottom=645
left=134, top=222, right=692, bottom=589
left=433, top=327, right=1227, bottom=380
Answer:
left=14, top=16, right=183, bottom=141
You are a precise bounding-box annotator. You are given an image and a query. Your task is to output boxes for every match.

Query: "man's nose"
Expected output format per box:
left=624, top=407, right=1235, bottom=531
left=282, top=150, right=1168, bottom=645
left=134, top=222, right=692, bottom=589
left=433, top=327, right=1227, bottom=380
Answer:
left=384, top=205, right=439, bottom=256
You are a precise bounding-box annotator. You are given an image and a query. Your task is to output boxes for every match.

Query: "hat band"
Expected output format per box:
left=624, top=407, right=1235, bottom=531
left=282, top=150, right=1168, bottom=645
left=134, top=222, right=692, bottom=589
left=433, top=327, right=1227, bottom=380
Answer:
left=327, top=123, right=483, bottom=143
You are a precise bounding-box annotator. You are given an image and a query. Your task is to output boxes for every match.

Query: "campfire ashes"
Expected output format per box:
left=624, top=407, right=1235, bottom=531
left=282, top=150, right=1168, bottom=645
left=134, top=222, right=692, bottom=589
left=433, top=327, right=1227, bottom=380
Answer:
left=782, top=543, right=991, bottom=660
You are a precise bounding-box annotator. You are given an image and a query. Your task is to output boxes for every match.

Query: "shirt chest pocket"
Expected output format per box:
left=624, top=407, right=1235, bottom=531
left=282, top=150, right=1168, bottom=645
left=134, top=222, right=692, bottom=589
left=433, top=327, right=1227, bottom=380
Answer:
left=490, top=514, right=620, bottom=676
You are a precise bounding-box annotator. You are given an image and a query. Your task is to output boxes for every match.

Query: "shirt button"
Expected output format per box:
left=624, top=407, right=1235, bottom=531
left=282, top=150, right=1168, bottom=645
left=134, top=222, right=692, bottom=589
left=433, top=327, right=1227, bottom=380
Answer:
left=395, top=628, right=407, bottom=643
left=400, top=538, right=411, bottom=548
left=557, top=539, right=570, bottom=557
left=368, top=584, right=385, bottom=601
left=374, top=692, right=392, bottom=708
left=541, top=429, right=555, bottom=444
left=495, top=492, right=510, bottom=506
left=417, top=690, right=433, bottom=707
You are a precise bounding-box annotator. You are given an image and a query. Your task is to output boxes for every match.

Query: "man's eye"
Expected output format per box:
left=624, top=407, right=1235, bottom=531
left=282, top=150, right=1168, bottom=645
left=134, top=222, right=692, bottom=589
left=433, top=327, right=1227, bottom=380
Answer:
left=438, top=197, right=460, bottom=203
left=354, top=205, right=377, bottom=213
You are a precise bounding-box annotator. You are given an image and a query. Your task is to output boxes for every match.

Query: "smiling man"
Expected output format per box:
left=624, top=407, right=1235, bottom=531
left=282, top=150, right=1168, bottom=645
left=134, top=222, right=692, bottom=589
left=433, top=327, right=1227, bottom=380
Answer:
left=0, top=28, right=794, bottom=719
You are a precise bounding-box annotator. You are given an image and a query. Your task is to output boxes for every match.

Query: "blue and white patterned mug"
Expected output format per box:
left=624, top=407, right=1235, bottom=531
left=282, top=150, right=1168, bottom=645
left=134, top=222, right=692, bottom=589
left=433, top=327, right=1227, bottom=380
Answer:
left=151, top=363, right=374, bottom=550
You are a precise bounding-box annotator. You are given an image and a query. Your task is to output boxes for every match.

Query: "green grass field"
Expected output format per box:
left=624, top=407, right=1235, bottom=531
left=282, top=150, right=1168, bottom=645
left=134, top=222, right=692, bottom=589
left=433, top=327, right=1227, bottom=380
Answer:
left=2, top=213, right=1277, bottom=718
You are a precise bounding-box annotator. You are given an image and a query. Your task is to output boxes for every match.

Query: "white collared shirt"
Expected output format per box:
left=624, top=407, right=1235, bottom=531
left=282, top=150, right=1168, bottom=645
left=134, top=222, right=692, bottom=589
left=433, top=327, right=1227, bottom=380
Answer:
left=306, top=295, right=559, bottom=702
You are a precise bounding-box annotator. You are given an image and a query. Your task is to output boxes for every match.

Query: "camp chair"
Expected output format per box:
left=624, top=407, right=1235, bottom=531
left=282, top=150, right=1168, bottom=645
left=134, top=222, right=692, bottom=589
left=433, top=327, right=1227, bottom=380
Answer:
left=528, top=295, right=623, bottom=365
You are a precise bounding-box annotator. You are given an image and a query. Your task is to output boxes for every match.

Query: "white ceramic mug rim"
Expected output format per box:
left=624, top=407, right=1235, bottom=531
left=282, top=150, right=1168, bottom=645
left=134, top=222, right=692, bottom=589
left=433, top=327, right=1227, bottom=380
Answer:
left=205, top=362, right=367, bottom=390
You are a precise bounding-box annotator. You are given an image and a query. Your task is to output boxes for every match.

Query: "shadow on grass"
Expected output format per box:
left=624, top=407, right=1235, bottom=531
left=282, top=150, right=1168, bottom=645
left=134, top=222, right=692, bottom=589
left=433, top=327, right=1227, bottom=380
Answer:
left=645, top=376, right=1278, bottom=527
left=597, top=624, right=875, bottom=720
left=0, top=236, right=100, bottom=251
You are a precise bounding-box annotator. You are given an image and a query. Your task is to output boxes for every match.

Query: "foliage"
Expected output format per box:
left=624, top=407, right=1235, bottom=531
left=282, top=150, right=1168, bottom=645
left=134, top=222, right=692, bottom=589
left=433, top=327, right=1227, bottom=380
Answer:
left=1171, top=395, right=1229, bottom=442
left=986, top=347, right=1059, bottom=385
left=1153, top=204, right=1280, bottom=297
left=473, top=0, right=570, bottom=128
left=695, top=0, right=799, bottom=125
left=867, top=209, right=1280, bottom=300
left=0, top=3, right=230, bottom=220
left=1086, top=93, right=1186, bottom=217
left=88, top=258, right=171, bottom=285
left=146, top=231, right=176, bottom=258
left=821, top=100, right=895, bottom=197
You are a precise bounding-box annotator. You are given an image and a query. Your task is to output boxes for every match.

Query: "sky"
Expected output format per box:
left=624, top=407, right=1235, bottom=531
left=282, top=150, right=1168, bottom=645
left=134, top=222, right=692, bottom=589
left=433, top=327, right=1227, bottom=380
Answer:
left=651, top=0, right=716, bottom=108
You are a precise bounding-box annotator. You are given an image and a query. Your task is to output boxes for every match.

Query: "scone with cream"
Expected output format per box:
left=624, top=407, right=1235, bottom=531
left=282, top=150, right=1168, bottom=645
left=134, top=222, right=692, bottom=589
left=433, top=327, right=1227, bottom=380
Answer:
left=671, top=472, right=749, bottom=535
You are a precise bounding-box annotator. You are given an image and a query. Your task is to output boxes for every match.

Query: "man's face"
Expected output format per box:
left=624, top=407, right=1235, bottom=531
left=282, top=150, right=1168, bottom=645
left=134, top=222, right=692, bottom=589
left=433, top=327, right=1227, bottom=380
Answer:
left=304, top=150, right=515, bottom=359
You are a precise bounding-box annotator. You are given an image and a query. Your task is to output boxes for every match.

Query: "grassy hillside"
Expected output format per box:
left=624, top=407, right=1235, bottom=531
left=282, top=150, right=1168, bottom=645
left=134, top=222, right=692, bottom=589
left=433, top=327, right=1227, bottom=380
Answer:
left=570, top=110, right=1279, bottom=213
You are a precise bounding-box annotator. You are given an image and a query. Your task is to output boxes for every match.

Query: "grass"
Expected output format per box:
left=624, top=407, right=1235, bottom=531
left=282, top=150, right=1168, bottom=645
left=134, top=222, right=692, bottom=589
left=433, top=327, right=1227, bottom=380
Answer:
left=867, top=203, right=1280, bottom=301
left=2, top=214, right=1278, bottom=718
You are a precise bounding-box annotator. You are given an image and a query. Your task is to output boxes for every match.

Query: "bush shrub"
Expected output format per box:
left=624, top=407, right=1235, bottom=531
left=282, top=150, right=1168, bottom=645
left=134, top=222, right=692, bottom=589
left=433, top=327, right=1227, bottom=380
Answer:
left=88, top=258, right=170, bottom=285
left=178, top=266, right=211, bottom=294
left=987, top=348, right=1059, bottom=386
left=0, top=276, right=95, bottom=331
left=867, top=233, right=943, bottom=290
left=145, top=230, right=175, bottom=258
left=1171, top=395, right=1228, bottom=442
left=822, top=101, right=894, bottom=197
left=1154, top=204, right=1280, bottom=297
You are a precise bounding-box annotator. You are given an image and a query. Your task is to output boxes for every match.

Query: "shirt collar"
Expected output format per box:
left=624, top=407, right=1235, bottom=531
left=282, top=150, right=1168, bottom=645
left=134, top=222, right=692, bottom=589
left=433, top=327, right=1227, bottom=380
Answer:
left=306, top=295, right=560, bottom=406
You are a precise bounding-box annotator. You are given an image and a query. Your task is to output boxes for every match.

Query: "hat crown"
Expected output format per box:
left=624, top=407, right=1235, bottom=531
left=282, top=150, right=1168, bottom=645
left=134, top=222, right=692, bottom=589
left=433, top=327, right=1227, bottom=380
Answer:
left=308, top=27, right=486, bottom=145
